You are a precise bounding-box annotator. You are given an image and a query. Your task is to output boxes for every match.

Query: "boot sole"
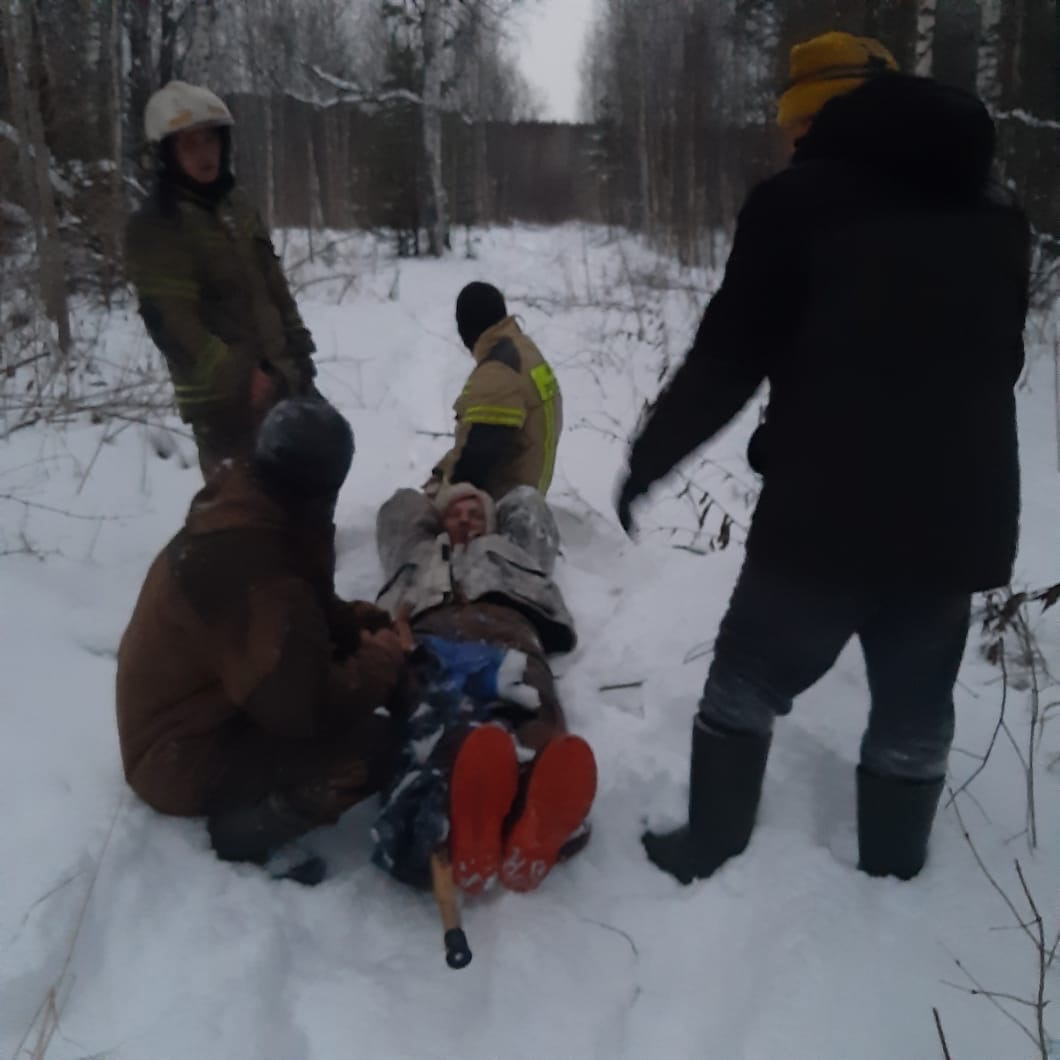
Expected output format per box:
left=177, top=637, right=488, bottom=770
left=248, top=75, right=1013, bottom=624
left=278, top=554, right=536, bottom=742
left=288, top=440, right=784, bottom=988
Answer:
left=448, top=725, right=519, bottom=896
left=501, top=735, right=597, bottom=892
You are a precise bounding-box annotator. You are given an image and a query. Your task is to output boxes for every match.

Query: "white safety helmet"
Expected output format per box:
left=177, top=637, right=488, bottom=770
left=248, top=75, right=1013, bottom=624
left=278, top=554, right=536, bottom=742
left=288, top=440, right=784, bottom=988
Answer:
left=144, top=81, right=234, bottom=144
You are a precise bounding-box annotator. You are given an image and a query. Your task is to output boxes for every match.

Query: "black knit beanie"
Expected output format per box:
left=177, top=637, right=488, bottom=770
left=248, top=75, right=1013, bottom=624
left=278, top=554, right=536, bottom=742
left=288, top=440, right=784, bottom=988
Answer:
left=253, top=397, right=354, bottom=500
left=455, top=282, right=507, bottom=350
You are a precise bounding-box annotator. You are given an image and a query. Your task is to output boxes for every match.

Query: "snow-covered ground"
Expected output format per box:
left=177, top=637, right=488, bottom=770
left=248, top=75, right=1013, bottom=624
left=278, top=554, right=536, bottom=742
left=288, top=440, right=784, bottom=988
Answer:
left=1, top=226, right=1057, bottom=1059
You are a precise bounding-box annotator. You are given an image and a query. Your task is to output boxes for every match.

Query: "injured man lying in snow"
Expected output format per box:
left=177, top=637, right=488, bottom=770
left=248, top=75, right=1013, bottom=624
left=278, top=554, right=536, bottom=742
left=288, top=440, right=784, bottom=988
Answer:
left=371, top=482, right=597, bottom=894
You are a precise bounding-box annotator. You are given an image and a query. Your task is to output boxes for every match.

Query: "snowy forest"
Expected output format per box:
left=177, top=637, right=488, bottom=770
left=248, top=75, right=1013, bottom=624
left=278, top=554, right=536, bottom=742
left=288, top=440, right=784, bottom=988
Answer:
left=1, top=1, right=1058, bottom=1059
left=0, top=0, right=1057, bottom=350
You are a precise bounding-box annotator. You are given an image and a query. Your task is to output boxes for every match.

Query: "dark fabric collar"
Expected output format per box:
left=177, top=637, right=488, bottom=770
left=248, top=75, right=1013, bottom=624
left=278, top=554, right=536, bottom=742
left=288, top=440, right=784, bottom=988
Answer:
left=164, top=169, right=236, bottom=210
left=792, top=74, right=995, bottom=201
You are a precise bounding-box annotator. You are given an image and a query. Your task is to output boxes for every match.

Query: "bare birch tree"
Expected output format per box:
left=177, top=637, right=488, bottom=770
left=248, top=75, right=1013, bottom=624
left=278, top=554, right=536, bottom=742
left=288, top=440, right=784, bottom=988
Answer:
left=915, top=1, right=937, bottom=76
left=420, top=0, right=448, bottom=255
left=976, top=0, right=1004, bottom=107
left=932, top=0, right=979, bottom=91
left=1, top=0, right=70, bottom=356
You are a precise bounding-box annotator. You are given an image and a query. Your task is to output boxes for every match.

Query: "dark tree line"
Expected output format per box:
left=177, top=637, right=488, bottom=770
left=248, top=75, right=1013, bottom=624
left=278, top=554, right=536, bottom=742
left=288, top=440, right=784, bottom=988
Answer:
left=580, top=0, right=1058, bottom=271
left=0, top=0, right=1055, bottom=364
left=0, top=0, right=543, bottom=358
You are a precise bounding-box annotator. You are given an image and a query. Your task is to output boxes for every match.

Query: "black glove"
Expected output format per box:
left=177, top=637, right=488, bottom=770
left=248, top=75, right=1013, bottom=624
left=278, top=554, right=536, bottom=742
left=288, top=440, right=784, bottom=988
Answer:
left=615, top=474, right=644, bottom=539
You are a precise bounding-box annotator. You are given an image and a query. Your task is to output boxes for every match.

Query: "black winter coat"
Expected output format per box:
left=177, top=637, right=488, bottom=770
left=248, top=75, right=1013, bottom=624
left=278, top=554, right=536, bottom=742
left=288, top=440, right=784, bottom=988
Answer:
left=625, top=74, right=1030, bottom=592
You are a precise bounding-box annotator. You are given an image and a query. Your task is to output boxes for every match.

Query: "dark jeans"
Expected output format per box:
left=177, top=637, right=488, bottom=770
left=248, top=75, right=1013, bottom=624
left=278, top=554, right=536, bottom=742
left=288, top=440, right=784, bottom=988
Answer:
left=699, top=559, right=971, bottom=780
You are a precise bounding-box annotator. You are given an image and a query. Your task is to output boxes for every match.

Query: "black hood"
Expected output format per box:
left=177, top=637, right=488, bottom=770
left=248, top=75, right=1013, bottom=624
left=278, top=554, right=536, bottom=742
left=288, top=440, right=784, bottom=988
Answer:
left=793, top=74, right=995, bottom=202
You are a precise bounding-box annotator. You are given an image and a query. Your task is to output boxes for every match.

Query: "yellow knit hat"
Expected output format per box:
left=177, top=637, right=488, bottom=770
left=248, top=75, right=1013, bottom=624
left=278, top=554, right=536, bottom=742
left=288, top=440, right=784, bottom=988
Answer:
left=776, top=31, right=898, bottom=128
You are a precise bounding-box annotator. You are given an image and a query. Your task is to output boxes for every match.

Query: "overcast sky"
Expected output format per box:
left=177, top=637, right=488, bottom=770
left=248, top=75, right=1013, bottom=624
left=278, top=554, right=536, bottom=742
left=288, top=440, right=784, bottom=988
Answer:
left=515, top=0, right=596, bottom=122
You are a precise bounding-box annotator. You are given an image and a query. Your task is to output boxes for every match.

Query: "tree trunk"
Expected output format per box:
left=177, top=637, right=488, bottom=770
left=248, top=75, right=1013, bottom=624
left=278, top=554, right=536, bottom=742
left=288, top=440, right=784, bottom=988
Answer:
left=182, top=0, right=216, bottom=82
left=1019, top=0, right=1053, bottom=119
left=471, top=25, right=489, bottom=235
left=976, top=0, right=1003, bottom=107
left=931, top=0, right=979, bottom=92
left=866, top=0, right=919, bottom=73
left=914, top=0, right=937, bottom=76
left=633, top=18, right=651, bottom=236
left=126, top=0, right=152, bottom=164
left=105, top=0, right=124, bottom=301
left=421, top=0, right=449, bottom=256
left=159, top=0, right=178, bottom=84
left=305, top=118, right=321, bottom=260
left=3, top=0, right=71, bottom=357
left=995, top=0, right=1024, bottom=111
left=263, top=98, right=275, bottom=230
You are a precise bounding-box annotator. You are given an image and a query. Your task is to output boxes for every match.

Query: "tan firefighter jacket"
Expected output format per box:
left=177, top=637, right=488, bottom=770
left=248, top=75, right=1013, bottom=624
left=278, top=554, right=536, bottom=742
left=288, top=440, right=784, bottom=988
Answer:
left=435, top=317, right=561, bottom=500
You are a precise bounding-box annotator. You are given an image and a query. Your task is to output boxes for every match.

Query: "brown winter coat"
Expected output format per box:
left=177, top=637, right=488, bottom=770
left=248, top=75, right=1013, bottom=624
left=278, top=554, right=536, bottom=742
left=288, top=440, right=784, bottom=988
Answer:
left=116, top=465, right=403, bottom=818
left=435, top=317, right=562, bottom=500
left=125, top=181, right=316, bottom=467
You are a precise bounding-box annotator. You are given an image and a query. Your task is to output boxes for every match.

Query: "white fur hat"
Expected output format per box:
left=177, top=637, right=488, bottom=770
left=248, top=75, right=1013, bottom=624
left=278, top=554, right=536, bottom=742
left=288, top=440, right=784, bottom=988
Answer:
left=434, top=482, right=497, bottom=533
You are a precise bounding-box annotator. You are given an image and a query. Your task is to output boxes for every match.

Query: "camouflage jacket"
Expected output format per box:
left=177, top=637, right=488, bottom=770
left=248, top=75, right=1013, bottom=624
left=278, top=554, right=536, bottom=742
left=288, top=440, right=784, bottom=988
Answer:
left=126, top=180, right=315, bottom=435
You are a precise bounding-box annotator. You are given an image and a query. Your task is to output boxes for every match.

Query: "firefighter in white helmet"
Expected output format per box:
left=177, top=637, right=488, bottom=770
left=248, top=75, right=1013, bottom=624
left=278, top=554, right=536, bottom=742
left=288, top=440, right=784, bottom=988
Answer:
left=126, top=81, right=318, bottom=477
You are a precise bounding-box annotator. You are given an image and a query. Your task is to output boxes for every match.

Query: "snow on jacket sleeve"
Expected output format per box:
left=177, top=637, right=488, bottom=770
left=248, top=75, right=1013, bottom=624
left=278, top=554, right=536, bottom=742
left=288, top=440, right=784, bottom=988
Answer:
left=376, top=488, right=442, bottom=582
left=495, top=485, right=561, bottom=577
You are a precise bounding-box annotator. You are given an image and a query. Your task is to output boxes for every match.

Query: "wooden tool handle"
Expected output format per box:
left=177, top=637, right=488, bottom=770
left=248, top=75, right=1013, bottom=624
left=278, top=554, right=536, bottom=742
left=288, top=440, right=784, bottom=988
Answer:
left=430, top=852, right=472, bottom=969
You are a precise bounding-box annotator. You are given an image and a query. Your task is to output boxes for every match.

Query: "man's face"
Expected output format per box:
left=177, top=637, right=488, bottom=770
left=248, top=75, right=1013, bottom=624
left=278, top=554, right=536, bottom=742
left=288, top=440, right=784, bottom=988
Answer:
left=172, top=126, right=222, bottom=185
left=443, top=496, right=487, bottom=546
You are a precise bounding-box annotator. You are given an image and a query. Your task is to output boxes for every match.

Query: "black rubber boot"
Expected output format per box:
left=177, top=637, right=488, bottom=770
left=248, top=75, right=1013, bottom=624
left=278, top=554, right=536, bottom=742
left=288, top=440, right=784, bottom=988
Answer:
left=642, top=717, right=771, bottom=884
left=208, top=794, right=327, bottom=885
left=857, top=767, right=944, bottom=880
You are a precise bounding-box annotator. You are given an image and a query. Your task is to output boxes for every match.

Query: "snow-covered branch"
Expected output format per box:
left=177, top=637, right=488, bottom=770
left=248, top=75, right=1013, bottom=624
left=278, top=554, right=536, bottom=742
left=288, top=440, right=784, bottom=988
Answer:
left=0, top=200, right=32, bottom=227
left=0, top=119, right=75, bottom=199
left=306, top=64, right=423, bottom=108
left=991, top=108, right=1060, bottom=132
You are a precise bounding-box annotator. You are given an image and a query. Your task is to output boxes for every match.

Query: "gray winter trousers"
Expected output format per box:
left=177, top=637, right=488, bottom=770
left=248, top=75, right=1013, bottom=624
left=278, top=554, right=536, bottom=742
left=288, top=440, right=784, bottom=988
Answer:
left=698, top=558, right=972, bottom=780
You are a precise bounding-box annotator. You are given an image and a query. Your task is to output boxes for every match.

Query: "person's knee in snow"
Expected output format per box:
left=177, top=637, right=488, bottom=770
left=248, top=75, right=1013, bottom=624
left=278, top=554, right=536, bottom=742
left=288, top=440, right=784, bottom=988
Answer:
left=115, top=398, right=412, bottom=881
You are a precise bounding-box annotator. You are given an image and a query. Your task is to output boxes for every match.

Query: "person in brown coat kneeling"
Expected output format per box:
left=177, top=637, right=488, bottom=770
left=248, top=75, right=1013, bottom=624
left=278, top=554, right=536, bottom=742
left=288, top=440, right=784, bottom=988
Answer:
left=116, top=397, right=409, bottom=883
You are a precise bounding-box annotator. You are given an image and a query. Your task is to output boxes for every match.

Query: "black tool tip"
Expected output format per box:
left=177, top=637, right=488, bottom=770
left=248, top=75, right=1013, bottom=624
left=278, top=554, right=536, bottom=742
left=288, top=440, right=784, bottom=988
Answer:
left=444, top=928, right=472, bottom=969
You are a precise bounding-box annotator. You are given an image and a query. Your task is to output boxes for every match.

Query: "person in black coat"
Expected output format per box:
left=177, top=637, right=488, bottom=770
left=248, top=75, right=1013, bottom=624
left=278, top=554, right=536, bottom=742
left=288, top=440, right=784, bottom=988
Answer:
left=615, top=32, right=1031, bottom=883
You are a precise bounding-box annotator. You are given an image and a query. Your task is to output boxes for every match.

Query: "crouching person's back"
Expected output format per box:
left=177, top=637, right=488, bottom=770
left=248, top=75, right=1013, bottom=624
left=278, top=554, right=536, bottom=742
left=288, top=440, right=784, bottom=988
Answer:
left=116, top=398, right=410, bottom=881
